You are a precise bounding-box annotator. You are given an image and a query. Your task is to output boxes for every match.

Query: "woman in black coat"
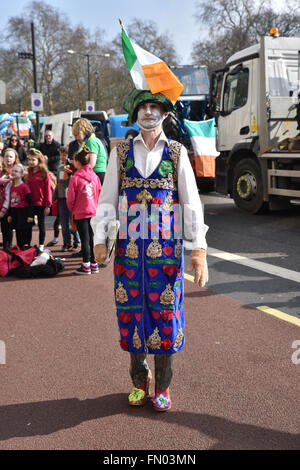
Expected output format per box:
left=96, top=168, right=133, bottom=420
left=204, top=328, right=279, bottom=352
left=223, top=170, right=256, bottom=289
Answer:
left=6, top=134, right=27, bottom=164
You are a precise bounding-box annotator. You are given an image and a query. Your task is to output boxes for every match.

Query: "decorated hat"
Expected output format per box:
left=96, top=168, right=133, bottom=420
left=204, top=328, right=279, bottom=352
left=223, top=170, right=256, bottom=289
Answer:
left=123, top=89, right=174, bottom=125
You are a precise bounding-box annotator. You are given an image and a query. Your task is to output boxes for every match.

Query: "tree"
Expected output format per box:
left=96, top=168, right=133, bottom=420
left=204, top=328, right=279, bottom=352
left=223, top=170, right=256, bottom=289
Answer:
left=192, top=0, right=300, bottom=73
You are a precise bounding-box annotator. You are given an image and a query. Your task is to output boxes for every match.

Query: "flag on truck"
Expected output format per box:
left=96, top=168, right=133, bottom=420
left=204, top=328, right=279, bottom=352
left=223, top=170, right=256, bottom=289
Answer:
left=120, top=20, right=183, bottom=104
left=184, top=118, right=219, bottom=178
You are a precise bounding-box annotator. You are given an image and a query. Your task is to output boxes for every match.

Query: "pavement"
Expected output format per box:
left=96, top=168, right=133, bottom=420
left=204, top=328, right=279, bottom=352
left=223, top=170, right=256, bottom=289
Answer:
left=0, top=223, right=299, bottom=450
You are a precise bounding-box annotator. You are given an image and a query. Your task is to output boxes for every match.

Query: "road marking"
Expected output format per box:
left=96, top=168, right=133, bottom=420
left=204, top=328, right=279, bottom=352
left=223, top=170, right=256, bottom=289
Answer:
left=207, top=246, right=300, bottom=284
left=184, top=243, right=300, bottom=326
left=184, top=273, right=194, bottom=283
left=257, top=306, right=300, bottom=327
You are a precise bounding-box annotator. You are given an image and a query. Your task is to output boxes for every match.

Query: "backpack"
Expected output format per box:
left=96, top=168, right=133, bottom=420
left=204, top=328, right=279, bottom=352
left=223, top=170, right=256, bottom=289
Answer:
left=8, top=257, right=65, bottom=278
left=0, top=246, right=38, bottom=277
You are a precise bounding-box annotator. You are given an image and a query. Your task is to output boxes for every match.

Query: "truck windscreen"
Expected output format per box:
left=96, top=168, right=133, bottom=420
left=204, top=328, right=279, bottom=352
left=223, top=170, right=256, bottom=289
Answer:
left=171, top=67, right=210, bottom=96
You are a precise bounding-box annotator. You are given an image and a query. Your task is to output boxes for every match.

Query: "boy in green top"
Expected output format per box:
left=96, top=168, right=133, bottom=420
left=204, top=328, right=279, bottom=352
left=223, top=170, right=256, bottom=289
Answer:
left=72, top=118, right=107, bottom=185
left=85, top=133, right=107, bottom=184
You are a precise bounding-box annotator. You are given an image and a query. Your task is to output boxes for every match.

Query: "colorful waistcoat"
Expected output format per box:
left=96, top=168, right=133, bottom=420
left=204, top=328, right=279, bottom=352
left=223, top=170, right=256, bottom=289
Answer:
left=115, top=138, right=185, bottom=354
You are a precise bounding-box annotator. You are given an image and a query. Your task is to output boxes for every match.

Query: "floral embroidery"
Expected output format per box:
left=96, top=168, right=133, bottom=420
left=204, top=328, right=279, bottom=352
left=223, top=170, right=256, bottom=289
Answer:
left=146, top=327, right=161, bottom=350
left=175, top=239, right=182, bottom=259
left=146, top=238, right=162, bottom=259
left=174, top=327, right=184, bottom=348
left=160, top=284, right=175, bottom=306
left=162, top=191, right=173, bottom=212
left=133, top=326, right=142, bottom=349
left=136, top=189, right=152, bottom=209
left=116, top=282, right=128, bottom=304
left=125, top=238, right=139, bottom=259
left=152, top=393, right=171, bottom=410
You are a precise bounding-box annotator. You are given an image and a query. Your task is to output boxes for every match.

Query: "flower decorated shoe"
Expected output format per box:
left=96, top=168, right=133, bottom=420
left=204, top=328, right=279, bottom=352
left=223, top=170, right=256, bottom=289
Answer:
left=152, top=387, right=171, bottom=412
left=128, top=370, right=152, bottom=406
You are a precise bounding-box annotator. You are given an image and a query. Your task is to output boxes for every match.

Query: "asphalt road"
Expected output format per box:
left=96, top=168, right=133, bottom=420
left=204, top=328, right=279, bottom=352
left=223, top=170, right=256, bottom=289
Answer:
left=0, top=203, right=299, bottom=451
left=198, top=193, right=300, bottom=318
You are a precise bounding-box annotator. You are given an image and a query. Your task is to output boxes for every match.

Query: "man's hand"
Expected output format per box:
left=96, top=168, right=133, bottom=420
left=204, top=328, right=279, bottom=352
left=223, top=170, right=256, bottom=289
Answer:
left=94, top=244, right=107, bottom=264
left=44, top=207, right=50, bottom=216
left=186, top=248, right=209, bottom=288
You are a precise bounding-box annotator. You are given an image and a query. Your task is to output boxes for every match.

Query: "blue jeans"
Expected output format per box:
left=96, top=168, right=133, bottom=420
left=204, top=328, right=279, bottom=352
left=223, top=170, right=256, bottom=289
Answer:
left=58, top=198, right=72, bottom=245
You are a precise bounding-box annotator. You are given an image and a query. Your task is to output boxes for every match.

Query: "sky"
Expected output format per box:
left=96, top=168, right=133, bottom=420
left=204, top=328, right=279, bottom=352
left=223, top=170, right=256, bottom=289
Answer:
left=0, top=0, right=202, bottom=64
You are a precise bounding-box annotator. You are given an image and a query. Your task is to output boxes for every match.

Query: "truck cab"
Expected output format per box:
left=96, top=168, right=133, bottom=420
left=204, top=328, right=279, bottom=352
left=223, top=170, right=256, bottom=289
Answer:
left=213, top=33, right=300, bottom=212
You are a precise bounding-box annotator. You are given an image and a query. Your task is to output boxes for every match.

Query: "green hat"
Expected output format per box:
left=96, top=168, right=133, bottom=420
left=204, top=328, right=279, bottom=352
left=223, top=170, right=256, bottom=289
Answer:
left=123, top=89, right=174, bottom=125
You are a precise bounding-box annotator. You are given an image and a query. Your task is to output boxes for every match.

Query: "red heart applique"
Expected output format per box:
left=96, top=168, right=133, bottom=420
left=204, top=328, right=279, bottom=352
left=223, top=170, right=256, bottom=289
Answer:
left=163, top=326, right=173, bottom=336
left=119, top=230, right=127, bottom=239
left=119, top=312, right=132, bottom=324
left=177, top=290, right=181, bottom=299
left=163, top=265, right=177, bottom=277
left=148, top=222, right=159, bottom=232
left=175, top=310, right=180, bottom=320
left=152, top=310, right=160, bottom=320
left=119, top=339, right=129, bottom=350
left=161, top=338, right=174, bottom=350
left=114, top=264, right=126, bottom=275
left=148, top=268, right=158, bottom=278
left=161, top=229, right=171, bottom=239
left=162, top=215, right=170, bottom=225
left=118, top=248, right=124, bottom=257
left=161, top=310, right=173, bottom=321
left=177, top=269, right=181, bottom=277
left=126, top=269, right=135, bottom=279
left=135, top=313, right=142, bottom=322
left=120, top=328, right=129, bottom=337
left=129, top=222, right=138, bottom=232
left=130, top=289, right=139, bottom=298
left=163, top=247, right=173, bottom=256
left=149, top=292, right=159, bottom=302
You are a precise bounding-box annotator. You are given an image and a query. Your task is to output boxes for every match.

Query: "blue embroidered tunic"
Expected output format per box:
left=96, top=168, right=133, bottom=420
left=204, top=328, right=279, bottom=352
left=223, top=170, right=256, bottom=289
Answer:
left=115, top=138, right=185, bottom=354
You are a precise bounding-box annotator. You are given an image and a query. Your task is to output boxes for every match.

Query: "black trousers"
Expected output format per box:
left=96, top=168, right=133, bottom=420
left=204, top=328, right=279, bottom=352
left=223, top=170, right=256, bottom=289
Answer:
left=75, top=218, right=95, bottom=263
left=16, top=227, right=32, bottom=249
left=95, top=172, right=105, bottom=186
left=32, top=206, right=46, bottom=245
left=0, top=215, right=13, bottom=250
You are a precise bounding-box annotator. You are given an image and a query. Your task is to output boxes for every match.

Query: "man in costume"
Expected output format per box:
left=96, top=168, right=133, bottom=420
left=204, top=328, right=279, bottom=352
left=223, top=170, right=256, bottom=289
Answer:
left=92, top=88, right=208, bottom=411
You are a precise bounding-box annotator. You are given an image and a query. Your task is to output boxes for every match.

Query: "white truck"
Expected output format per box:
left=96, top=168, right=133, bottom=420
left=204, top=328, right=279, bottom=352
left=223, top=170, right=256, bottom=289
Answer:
left=212, top=31, right=300, bottom=212
left=40, top=109, right=108, bottom=145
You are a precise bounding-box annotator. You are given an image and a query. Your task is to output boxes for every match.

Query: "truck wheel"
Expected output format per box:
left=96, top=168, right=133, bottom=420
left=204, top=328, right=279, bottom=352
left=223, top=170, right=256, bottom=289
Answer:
left=232, top=158, right=268, bottom=213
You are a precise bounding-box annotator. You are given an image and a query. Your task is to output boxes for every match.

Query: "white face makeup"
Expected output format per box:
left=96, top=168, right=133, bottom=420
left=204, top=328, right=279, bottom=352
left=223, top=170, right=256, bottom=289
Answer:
left=137, top=103, right=167, bottom=131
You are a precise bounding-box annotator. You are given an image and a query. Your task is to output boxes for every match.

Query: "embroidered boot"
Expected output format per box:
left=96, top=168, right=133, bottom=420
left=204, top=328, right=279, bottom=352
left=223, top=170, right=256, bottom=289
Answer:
left=128, top=370, right=152, bottom=406
left=152, top=386, right=171, bottom=412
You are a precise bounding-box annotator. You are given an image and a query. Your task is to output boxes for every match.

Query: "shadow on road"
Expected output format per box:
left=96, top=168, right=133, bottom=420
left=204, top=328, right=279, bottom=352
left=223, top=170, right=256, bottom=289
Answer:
left=0, top=395, right=298, bottom=449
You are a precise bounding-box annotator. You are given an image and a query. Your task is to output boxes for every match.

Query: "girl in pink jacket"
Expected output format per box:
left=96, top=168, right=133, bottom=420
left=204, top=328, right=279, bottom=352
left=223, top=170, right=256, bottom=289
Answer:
left=67, top=146, right=101, bottom=275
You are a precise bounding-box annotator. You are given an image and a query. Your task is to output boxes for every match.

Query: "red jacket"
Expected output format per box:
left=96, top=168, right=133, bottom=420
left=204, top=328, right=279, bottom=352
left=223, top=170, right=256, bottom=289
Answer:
left=27, top=170, right=52, bottom=207
left=67, top=164, right=101, bottom=219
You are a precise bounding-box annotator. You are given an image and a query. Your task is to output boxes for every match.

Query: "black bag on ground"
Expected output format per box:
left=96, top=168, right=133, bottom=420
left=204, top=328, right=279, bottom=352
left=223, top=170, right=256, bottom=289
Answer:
left=8, top=258, right=65, bottom=278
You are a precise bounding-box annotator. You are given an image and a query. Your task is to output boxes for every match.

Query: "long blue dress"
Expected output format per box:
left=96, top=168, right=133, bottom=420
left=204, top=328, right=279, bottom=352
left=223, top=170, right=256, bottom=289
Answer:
left=114, top=138, right=185, bottom=354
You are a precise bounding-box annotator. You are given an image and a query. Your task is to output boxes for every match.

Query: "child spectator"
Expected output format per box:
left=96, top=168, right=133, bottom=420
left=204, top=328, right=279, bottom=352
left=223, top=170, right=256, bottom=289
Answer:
left=0, top=148, right=19, bottom=250
left=25, top=148, right=52, bottom=251
left=7, top=164, right=33, bottom=249
left=67, top=146, right=101, bottom=274
left=53, top=146, right=79, bottom=251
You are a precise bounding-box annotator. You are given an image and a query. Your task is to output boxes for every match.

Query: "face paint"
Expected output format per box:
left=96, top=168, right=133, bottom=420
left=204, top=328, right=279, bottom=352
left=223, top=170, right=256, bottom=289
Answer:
left=137, top=103, right=166, bottom=131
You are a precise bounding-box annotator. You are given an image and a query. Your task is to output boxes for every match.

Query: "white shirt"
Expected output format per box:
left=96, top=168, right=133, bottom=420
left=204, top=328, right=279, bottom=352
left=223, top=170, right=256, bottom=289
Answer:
left=91, top=131, right=208, bottom=249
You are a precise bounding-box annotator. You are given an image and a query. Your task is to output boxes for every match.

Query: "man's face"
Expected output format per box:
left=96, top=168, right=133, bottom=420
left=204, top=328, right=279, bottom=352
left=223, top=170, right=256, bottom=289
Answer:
left=45, top=132, right=53, bottom=144
left=137, top=102, right=167, bottom=130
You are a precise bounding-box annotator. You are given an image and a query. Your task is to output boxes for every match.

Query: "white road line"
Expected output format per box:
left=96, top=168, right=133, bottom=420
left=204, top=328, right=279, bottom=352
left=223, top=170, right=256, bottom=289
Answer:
left=184, top=241, right=300, bottom=284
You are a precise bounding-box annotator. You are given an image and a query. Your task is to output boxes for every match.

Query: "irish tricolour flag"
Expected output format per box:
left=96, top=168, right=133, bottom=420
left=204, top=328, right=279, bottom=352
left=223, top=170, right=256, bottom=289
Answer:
left=121, top=21, right=183, bottom=104
left=184, top=118, right=219, bottom=177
